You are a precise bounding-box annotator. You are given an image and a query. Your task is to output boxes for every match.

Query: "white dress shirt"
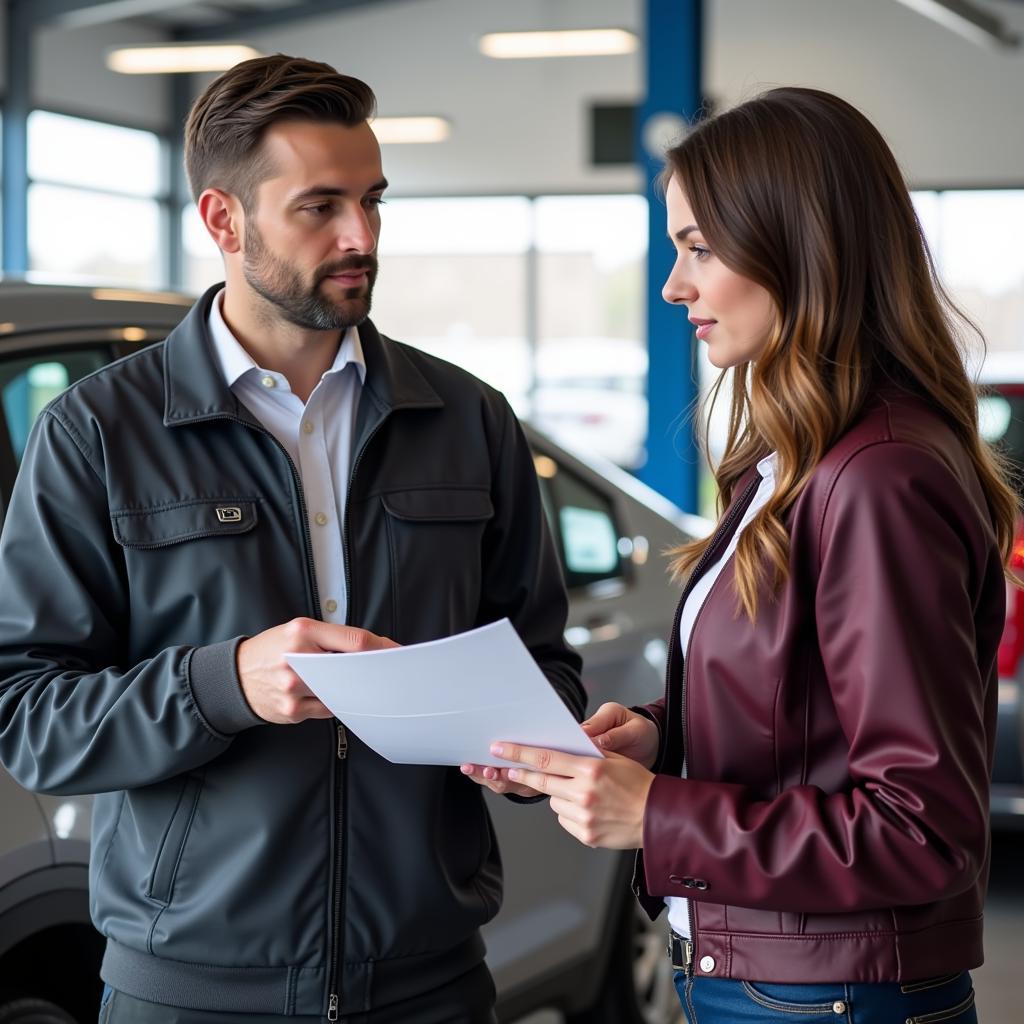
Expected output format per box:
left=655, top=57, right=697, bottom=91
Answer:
left=667, top=452, right=777, bottom=939
left=207, top=288, right=366, bottom=625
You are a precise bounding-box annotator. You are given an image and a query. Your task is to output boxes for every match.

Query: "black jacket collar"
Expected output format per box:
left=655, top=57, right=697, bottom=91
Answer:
left=163, top=283, right=442, bottom=427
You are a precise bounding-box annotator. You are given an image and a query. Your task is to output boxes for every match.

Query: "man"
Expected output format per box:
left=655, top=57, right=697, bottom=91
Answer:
left=0, top=55, right=583, bottom=1023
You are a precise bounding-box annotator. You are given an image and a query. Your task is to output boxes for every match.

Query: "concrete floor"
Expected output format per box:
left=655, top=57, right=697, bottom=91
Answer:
left=514, top=830, right=1024, bottom=1024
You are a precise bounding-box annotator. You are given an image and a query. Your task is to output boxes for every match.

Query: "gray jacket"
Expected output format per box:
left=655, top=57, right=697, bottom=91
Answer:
left=0, top=285, right=584, bottom=1017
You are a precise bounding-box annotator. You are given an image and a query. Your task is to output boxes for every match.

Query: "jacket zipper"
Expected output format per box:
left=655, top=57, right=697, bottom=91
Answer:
left=213, top=413, right=343, bottom=1017
left=673, top=475, right=760, bottom=964
left=326, top=413, right=387, bottom=1020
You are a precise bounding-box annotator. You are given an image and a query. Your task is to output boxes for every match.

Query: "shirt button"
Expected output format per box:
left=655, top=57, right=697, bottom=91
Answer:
left=325, top=599, right=338, bottom=614
left=832, top=1002, right=846, bottom=1015
left=303, top=421, right=314, bottom=434
left=315, top=513, right=328, bottom=526
left=699, top=955, right=716, bottom=973
left=260, top=375, right=276, bottom=388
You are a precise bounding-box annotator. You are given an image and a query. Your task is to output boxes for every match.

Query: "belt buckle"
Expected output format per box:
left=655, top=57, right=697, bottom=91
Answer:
left=668, top=932, right=687, bottom=972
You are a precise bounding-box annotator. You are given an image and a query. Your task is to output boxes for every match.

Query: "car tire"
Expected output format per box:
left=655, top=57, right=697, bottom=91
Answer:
left=0, top=998, right=78, bottom=1024
left=566, top=897, right=682, bottom=1024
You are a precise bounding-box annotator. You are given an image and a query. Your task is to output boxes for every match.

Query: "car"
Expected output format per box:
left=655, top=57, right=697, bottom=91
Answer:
left=0, top=281, right=707, bottom=1024
left=976, top=352, right=1024, bottom=831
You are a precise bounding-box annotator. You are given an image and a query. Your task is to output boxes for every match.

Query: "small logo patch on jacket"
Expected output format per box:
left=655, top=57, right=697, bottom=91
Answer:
left=215, top=506, right=242, bottom=523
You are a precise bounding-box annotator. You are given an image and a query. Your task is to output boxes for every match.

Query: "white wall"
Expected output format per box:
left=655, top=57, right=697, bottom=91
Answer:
left=708, top=0, right=1024, bottom=188
left=213, top=0, right=645, bottom=195
left=0, top=6, right=169, bottom=131
left=218, top=0, right=1024, bottom=193
left=34, top=20, right=169, bottom=130
left=2, top=0, right=1023, bottom=186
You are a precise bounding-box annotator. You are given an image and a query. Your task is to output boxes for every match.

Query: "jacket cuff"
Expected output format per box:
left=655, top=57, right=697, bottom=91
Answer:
left=187, top=637, right=263, bottom=735
left=630, top=704, right=664, bottom=745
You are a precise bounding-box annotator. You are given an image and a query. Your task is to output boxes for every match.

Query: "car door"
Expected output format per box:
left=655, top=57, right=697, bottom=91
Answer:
left=0, top=336, right=122, bottom=865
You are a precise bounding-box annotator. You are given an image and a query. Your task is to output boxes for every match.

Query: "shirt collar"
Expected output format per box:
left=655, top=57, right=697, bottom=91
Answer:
left=207, top=286, right=366, bottom=389
left=756, top=452, right=777, bottom=481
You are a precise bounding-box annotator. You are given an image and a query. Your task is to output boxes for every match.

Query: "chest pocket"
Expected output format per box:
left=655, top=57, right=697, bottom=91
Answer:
left=109, top=499, right=263, bottom=650
left=111, top=499, right=259, bottom=548
left=380, top=487, right=493, bottom=640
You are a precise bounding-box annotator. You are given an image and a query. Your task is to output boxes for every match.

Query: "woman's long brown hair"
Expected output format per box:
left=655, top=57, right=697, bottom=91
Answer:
left=665, top=87, right=1018, bottom=618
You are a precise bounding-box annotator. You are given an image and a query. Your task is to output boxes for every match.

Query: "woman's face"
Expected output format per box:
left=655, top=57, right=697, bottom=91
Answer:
left=662, top=176, right=776, bottom=369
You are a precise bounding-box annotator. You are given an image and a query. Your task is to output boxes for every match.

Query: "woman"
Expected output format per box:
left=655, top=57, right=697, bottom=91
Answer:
left=463, top=87, right=1015, bottom=1022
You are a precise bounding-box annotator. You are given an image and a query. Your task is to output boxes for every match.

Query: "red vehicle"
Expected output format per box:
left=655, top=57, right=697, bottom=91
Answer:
left=978, top=352, right=1024, bottom=828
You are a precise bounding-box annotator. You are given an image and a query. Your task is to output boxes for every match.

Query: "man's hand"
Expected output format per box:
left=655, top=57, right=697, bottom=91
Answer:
left=582, top=702, right=660, bottom=769
left=491, top=741, right=655, bottom=850
left=237, top=618, right=399, bottom=724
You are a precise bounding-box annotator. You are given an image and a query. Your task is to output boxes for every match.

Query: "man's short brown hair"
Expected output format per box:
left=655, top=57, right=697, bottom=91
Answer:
left=184, top=54, right=377, bottom=210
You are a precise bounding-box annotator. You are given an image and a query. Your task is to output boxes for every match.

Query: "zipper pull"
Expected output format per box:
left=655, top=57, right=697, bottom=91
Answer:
left=337, top=724, right=348, bottom=760
left=328, top=993, right=339, bottom=1021
left=685, top=939, right=694, bottom=978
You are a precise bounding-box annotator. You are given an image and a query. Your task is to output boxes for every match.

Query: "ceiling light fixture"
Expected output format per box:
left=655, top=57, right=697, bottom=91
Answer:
left=106, top=43, right=262, bottom=74
left=370, top=117, right=451, bottom=144
left=891, top=0, right=1019, bottom=48
left=479, top=29, right=638, bottom=59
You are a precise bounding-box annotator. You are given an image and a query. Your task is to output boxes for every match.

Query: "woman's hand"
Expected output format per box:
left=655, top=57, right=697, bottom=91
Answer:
left=459, top=761, right=545, bottom=799
left=490, top=742, right=655, bottom=849
left=582, top=702, right=660, bottom=769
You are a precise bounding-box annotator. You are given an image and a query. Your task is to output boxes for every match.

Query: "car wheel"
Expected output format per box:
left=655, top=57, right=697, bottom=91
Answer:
left=566, top=898, right=682, bottom=1024
left=0, top=998, right=78, bottom=1024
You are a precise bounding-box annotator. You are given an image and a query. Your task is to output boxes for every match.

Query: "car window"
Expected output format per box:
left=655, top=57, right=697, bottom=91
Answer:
left=534, top=453, right=625, bottom=590
left=1, top=350, right=110, bottom=465
left=979, top=389, right=1024, bottom=496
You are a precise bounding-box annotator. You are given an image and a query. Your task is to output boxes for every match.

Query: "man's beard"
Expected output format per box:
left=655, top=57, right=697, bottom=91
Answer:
left=242, top=220, right=378, bottom=331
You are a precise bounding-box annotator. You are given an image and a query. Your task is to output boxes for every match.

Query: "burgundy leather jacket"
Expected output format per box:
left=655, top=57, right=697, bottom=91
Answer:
left=634, top=391, right=1005, bottom=982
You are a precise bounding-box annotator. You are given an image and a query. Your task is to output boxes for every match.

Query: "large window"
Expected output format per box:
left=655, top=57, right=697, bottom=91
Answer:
left=534, top=195, right=647, bottom=470
left=28, top=111, right=165, bottom=287
left=182, top=193, right=650, bottom=471
left=913, top=189, right=1024, bottom=358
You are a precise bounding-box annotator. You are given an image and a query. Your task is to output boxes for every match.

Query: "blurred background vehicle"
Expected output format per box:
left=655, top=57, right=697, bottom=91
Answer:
left=977, top=352, right=1024, bottom=831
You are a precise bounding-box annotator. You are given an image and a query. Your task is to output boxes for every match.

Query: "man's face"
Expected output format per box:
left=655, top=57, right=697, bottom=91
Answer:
left=241, top=120, right=386, bottom=330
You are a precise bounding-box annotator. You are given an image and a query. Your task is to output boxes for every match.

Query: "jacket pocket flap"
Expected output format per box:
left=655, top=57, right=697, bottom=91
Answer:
left=381, top=488, right=493, bottom=523
left=111, top=500, right=259, bottom=548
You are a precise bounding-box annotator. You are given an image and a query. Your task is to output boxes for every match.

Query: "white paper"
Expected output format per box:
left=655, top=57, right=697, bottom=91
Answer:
left=285, top=618, right=601, bottom=767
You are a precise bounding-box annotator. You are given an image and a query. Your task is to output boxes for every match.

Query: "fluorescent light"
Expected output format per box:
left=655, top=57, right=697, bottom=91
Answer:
left=480, top=29, right=637, bottom=59
left=370, top=117, right=451, bottom=144
left=106, top=43, right=262, bottom=74
left=892, top=0, right=1019, bottom=49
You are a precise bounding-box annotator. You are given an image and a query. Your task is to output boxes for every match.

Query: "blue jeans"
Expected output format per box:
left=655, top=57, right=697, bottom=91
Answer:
left=674, top=970, right=977, bottom=1023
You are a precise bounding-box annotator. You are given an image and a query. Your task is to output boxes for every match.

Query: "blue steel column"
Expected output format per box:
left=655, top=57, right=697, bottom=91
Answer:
left=2, top=0, right=33, bottom=274
left=637, top=0, right=702, bottom=512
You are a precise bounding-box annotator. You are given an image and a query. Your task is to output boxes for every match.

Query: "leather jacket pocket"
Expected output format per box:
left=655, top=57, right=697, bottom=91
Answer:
left=111, top=498, right=259, bottom=548
left=147, top=772, right=204, bottom=904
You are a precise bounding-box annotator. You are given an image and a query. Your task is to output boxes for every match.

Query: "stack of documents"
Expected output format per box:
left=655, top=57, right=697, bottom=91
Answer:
left=286, top=618, right=601, bottom=767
